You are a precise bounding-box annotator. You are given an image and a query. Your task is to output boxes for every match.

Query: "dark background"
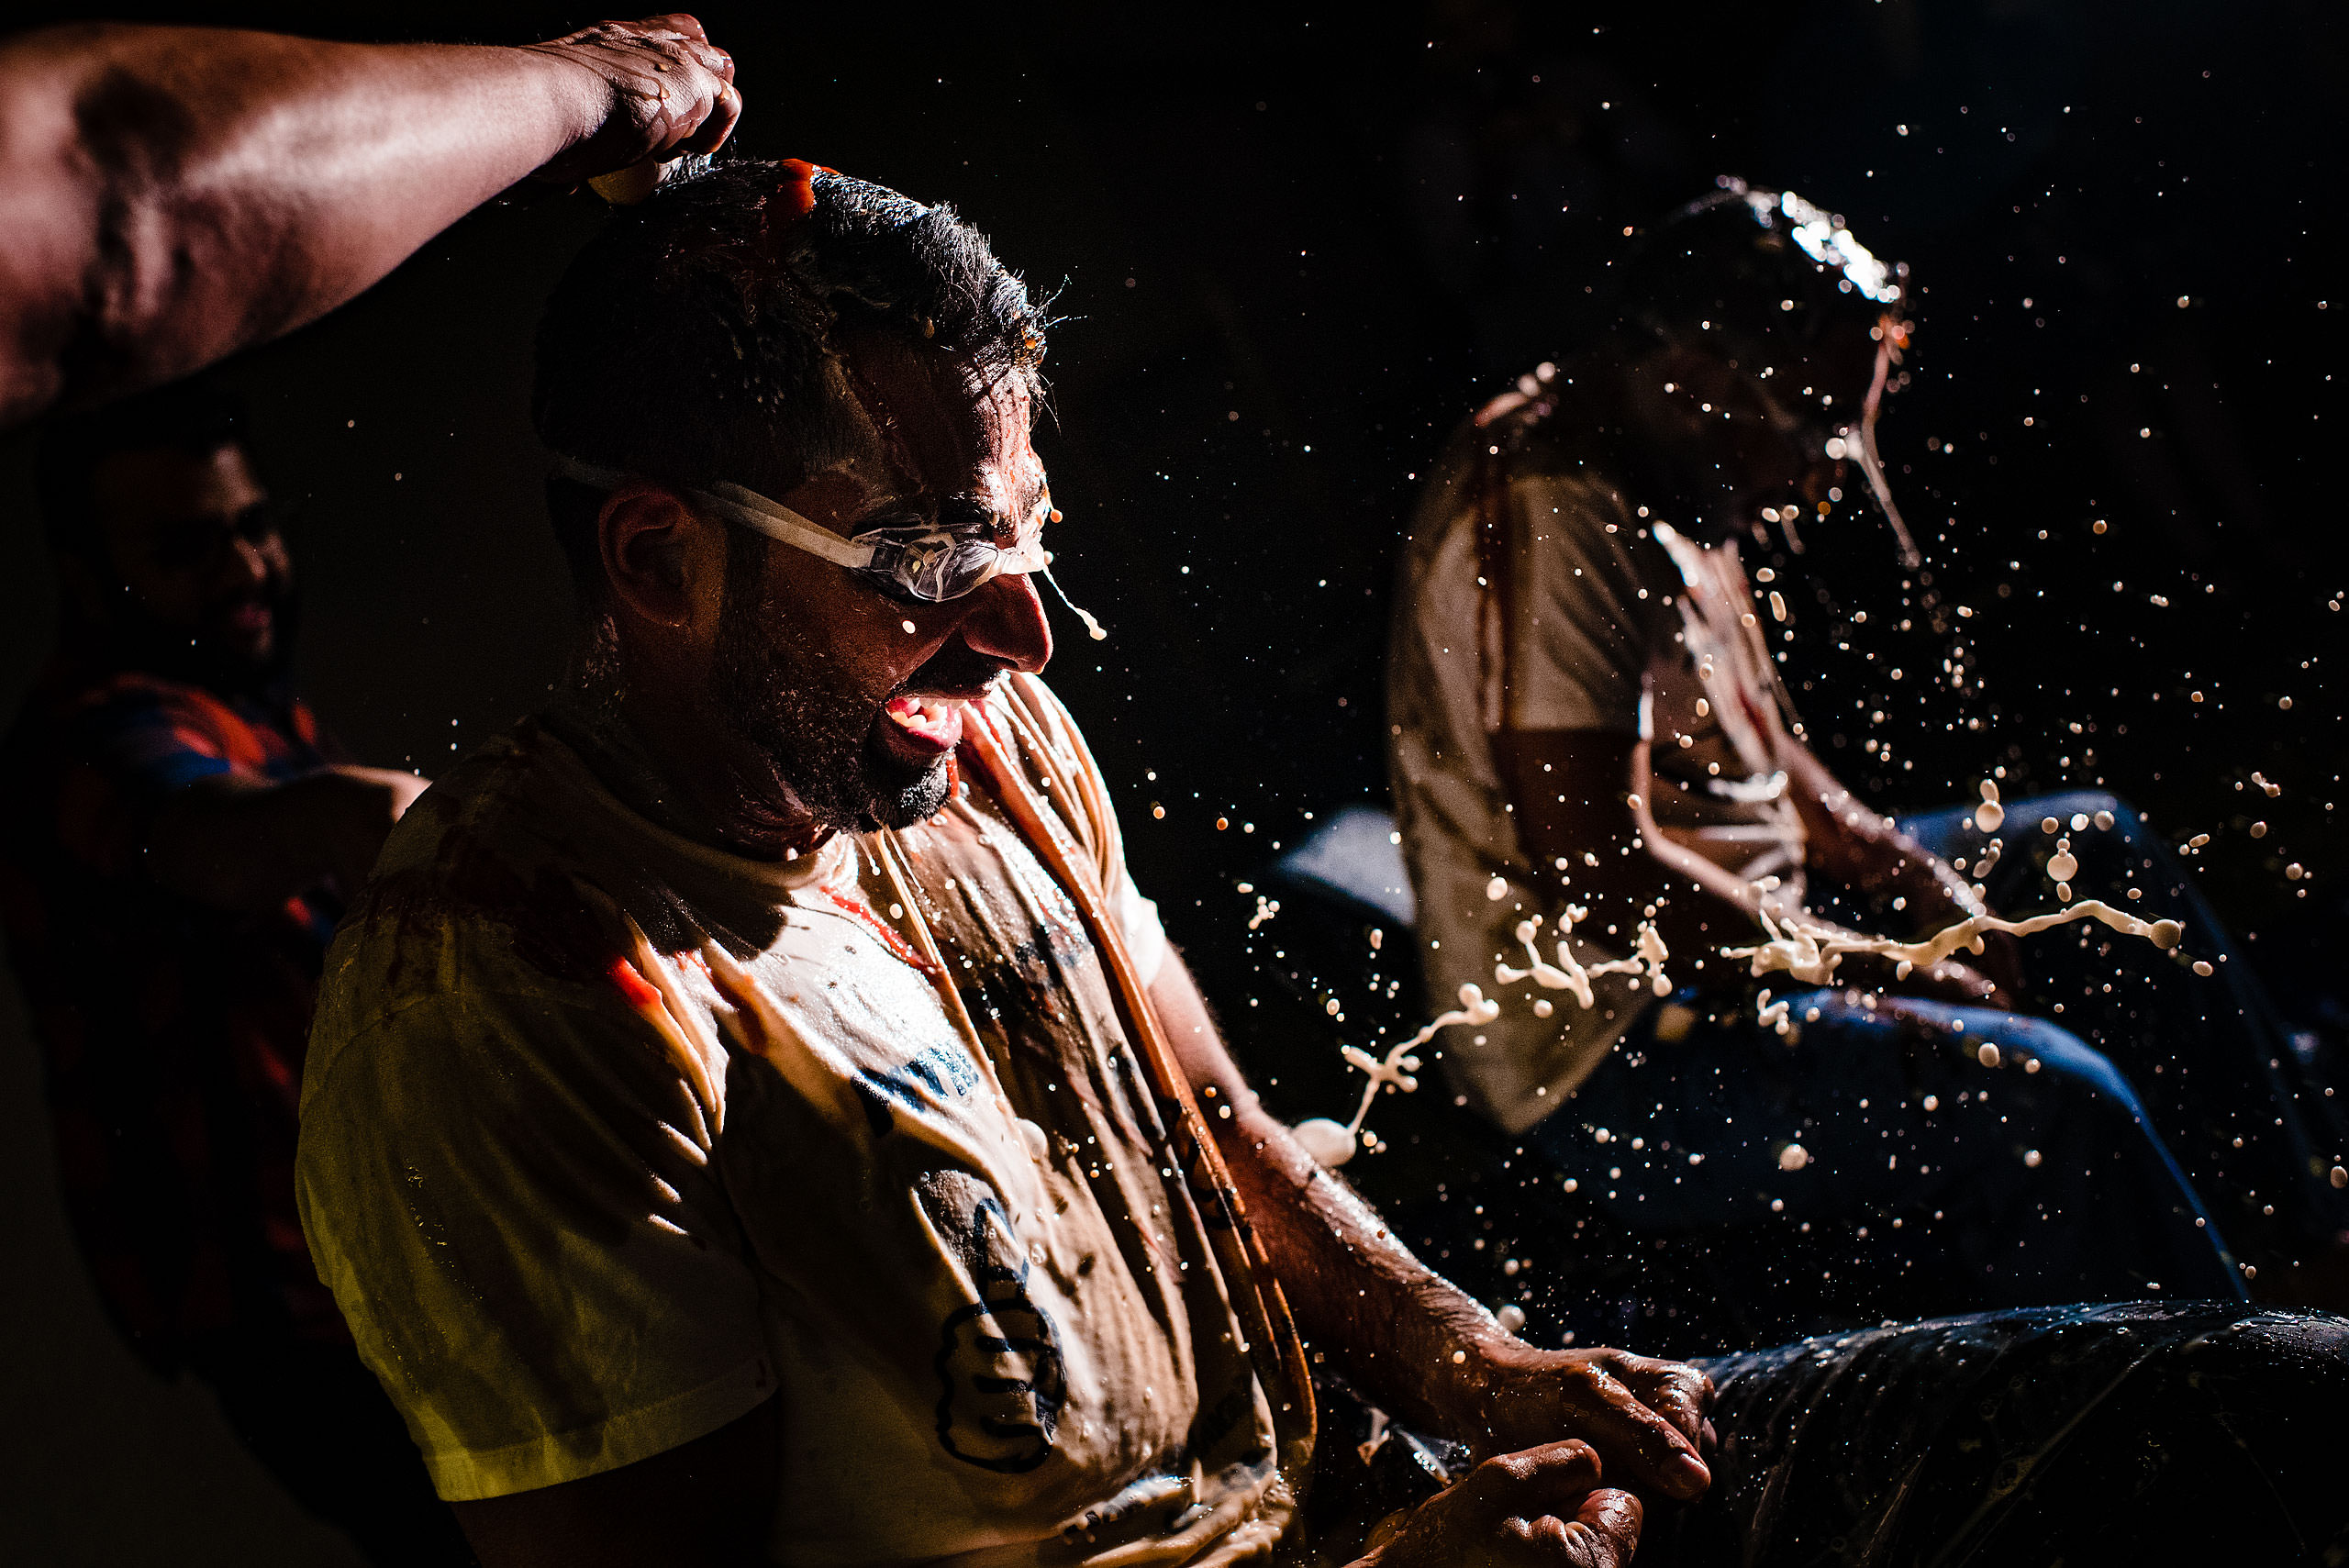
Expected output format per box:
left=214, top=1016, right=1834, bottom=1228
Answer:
left=0, top=1, right=2342, bottom=1559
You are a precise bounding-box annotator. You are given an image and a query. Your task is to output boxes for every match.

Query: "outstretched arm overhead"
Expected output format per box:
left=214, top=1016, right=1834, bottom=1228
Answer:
left=0, top=14, right=740, bottom=428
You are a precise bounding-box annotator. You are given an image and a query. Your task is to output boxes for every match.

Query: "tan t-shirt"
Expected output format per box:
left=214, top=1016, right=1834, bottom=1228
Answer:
left=1387, top=402, right=1807, bottom=1134
left=296, top=677, right=1301, bottom=1568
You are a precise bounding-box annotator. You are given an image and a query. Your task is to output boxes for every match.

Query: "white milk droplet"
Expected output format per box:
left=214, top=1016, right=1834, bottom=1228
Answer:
left=1292, top=1118, right=1357, bottom=1168
left=1778, top=1142, right=1810, bottom=1172
left=1486, top=875, right=1508, bottom=901
left=1497, top=1304, right=1528, bottom=1333
left=1975, top=801, right=2006, bottom=833
left=2047, top=851, right=2078, bottom=882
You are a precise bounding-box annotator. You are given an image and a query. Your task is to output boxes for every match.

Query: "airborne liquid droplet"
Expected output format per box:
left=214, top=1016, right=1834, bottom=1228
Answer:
left=1975, top=778, right=2005, bottom=833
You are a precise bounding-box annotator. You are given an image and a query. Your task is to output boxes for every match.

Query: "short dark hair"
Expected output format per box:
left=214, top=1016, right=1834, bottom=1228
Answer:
left=1609, top=180, right=1908, bottom=373
left=34, top=376, right=248, bottom=558
left=532, top=160, right=1049, bottom=605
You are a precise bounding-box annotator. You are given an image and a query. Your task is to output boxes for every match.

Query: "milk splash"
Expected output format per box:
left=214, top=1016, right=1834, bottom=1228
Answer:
left=1494, top=907, right=1675, bottom=1009
left=1724, top=898, right=2187, bottom=992
left=1292, top=983, right=1501, bottom=1169
left=1041, top=568, right=1109, bottom=641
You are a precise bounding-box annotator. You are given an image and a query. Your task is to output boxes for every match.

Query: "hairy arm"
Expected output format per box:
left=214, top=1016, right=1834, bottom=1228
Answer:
left=1148, top=954, right=1714, bottom=1500
left=0, top=15, right=739, bottom=427
left=451, top=1395, right=780, bottom=1568
left=148, top=763, right=426, bottom=910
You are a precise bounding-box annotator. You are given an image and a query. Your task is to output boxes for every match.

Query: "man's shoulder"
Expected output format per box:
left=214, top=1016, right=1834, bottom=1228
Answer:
left=1414, top=404, right=1630, bottom=536
left=320, top=718, right=628, bottom=1035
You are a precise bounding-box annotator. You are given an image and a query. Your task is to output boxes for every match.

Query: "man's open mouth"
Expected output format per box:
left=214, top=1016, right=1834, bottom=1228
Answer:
left=884, top=694, right=964, bottom=754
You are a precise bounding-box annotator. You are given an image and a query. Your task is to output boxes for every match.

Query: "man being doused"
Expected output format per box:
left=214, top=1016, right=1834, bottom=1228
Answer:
left=1387, top=183, right=2347, bottom=1340
left=292, top=161, right=2349, bottom=1568
left=0, top=382, right=463, bottom=1560
left=295, top=161, right=1716, bottom=1568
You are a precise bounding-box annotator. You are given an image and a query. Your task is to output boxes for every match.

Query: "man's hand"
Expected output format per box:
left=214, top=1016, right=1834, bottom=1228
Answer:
left=1461, top=1340, right=1714, bottom=1500
left=1149, top=955, right=1717, bottom=1505
left=1358, top=1440, right=1642, bottom=1568
left=524, top=15, right=742, bottom=186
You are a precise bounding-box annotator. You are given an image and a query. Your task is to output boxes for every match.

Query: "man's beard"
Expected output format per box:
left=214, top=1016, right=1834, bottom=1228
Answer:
left=709, top=564, right=986, bottom=835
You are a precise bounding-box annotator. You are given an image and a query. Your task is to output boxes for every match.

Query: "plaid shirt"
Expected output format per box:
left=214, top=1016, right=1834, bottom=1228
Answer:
left=0, top=659, right=350, bottom=1367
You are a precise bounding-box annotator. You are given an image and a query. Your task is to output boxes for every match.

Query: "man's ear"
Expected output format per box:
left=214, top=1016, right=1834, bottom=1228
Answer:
left=597, top=485, right=728, bottom=633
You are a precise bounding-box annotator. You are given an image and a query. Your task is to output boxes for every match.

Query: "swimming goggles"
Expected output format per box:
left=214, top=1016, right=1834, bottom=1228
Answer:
left=549, top=454, right=1051, bottom=604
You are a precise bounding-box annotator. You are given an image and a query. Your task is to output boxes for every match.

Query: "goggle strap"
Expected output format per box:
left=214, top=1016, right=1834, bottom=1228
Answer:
left=546, top=455, right=876, bottom=572
left=699, top=482, right=876, bottom=570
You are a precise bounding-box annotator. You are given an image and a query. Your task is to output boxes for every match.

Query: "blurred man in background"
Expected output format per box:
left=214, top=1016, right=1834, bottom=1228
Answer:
left=0, top=380, right=465, bottom=1562
left=1388, top=183, right=2349, bottom=1343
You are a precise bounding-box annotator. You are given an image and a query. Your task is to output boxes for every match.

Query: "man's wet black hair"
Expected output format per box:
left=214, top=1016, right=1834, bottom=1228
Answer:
left=533, top=160, right=1048, bottom=606
left=1606, top=179, right=1908, bottom=375
left=34, top=376, right=247, bottom=560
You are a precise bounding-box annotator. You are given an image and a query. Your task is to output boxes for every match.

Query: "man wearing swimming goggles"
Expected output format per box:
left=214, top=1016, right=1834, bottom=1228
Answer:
left=297, top=160, right=1711, bottom=1568
left=548, top=454, right=1058, bottom=606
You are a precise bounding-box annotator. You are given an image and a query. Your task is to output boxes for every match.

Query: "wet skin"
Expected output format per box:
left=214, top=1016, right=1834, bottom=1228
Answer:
left=586, top=328, right=1052, bottom=858
left=0, top=15, right=740, bottom=428
left=461, top=342, right=1710, bottom=1567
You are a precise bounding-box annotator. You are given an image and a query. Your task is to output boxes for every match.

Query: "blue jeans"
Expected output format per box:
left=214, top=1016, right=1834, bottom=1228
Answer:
left=1301, top=1303, right=2349, bottom=1566
left=1463, top=792, right=2349, bottom=1347
left=1521, top=977, right=2241, bottom=1340
left=1897, top=791, right=2349, bottom=1270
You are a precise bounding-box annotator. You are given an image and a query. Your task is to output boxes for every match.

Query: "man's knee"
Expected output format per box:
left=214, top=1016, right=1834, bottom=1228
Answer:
left=1973, top=1013, right=2146, bottom=1119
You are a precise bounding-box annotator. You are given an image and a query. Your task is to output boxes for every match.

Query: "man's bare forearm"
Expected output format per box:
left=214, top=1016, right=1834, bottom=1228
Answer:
left=1782, top=746, right=1980, bottom=919
left=0, top=18, right=736, bottom=425
left=1147, top=959, right=1714, bottom=1498
left=149, top=765, right=423, bottom=911
left=1148, top=959, right=1512, bottom=1429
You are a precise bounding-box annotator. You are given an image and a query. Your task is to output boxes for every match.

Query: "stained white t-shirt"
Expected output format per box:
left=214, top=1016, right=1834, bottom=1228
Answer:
left=296, top=676, right=1305, bottom=1568
left=1387, top=398, right=1807, bottom=1134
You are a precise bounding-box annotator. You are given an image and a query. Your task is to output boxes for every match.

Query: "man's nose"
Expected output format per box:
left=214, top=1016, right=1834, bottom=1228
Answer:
left=223, top=536, right=270, bottom=591
left=957, top=572, right=1052, bottom=673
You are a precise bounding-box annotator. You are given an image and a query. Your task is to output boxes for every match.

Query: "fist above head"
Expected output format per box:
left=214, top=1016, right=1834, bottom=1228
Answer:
left=529, top=14, right=743, bottom=187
